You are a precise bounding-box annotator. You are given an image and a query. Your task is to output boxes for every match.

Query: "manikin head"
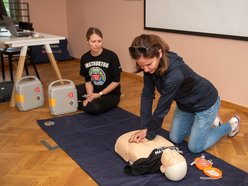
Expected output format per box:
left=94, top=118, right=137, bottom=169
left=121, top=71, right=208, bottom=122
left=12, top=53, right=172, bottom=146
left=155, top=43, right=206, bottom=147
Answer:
left=160, top=148, right=187, bottom=181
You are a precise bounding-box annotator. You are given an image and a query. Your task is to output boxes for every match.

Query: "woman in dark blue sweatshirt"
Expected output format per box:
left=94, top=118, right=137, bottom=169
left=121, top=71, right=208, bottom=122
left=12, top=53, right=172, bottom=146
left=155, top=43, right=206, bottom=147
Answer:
left=128, top=34, right=240, bottom=153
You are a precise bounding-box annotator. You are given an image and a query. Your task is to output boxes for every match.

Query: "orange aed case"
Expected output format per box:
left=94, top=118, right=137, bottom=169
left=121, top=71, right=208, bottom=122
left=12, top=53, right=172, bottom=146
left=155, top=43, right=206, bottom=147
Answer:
left=203, top=167, right=222, bottom=179
left=193, top=155, right=222, bottom=179
left=194, top=157, right=212, bottom=170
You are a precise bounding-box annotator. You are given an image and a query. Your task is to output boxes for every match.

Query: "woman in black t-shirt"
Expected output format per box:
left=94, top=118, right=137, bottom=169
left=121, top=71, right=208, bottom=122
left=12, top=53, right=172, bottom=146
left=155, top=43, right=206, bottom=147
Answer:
left=76, top=27, right=122, bottom=114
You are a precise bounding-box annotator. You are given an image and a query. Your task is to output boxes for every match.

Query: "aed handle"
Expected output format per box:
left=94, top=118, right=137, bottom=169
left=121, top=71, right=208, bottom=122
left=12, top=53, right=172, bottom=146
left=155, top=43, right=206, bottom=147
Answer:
left=48, top=79, right=74, bottom=88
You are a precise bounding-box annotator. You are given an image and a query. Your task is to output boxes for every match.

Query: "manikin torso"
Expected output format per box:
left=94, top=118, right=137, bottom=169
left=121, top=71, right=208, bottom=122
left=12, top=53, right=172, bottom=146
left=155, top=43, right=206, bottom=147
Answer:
left=114, top=130, right=187, bottom=181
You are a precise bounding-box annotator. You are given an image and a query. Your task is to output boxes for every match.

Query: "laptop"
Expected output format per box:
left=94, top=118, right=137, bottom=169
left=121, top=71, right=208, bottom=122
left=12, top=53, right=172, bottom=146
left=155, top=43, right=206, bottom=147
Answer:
left=2, top=15, right=34, bottom=37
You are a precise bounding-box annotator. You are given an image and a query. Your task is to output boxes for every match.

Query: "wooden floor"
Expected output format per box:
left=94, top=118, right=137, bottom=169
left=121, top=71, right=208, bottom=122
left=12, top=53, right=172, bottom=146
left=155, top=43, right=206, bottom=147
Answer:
left=0, top=60, right=247, bottom=186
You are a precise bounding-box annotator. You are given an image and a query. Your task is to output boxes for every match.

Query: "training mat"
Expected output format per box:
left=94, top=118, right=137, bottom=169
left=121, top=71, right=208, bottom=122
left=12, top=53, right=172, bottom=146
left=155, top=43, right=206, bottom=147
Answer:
left=37, top=107, right=248, bottom=186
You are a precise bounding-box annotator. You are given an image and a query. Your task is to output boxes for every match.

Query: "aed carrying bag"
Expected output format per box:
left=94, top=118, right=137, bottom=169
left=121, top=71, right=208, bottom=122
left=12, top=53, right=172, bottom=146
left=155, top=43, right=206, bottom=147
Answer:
left=48, top=79, right=78, bottom=115
left=15, top=76, right=44, bottom=111
left=29, top=39, right=73, bottom=64
left=0, top=81, right=14, bottom=103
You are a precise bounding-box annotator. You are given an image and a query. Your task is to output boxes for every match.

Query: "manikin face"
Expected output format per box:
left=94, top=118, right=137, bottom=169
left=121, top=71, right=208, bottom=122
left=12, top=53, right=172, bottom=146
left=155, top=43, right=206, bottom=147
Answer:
left=160, top=149, right=187, bottom=181
left=135, top=49, right=162, bottom=74
left=160, top=148, right=185, bottom=167
left=87, top=33, right=103, bottom=55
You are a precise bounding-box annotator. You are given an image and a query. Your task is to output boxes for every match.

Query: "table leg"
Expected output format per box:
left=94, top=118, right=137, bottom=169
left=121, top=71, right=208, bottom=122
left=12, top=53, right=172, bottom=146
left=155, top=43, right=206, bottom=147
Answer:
left=44, top=44, right=63, bottom=80
left=10, top=46, right=28, bottom=107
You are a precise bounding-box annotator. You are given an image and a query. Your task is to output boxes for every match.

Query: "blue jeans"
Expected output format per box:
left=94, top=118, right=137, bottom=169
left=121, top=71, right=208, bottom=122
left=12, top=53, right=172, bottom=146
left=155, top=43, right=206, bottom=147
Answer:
left=169, top=97, right=231, bottom=153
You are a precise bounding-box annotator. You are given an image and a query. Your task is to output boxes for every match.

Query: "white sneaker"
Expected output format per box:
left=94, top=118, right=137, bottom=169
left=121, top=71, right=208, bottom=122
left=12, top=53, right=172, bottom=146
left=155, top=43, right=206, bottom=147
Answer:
left=228, top=115, right=240, bottom=137
left=212, top=114, right=222, bottom=128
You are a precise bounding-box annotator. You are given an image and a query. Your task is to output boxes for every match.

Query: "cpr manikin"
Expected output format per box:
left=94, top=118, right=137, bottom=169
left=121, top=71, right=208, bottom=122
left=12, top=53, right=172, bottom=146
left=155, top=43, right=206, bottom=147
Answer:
left=114, top=130, right=187, bottom=181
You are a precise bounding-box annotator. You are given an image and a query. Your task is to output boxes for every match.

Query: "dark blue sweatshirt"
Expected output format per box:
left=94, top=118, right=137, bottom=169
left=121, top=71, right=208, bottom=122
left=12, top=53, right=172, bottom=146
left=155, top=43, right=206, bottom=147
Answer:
left=140, top=51, right=218, bottom=139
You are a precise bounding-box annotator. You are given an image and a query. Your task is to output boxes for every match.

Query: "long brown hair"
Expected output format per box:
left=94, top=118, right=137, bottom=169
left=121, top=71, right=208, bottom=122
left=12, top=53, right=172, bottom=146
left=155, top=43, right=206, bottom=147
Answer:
left=129, top=34, right=170, bottom=76
left=86, top=27, right=103, bottom=41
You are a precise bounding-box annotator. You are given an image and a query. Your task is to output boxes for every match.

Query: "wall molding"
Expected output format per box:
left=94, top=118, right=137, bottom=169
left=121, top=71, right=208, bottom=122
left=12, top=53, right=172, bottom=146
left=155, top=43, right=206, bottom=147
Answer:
left=122, top=71, right=248, bottom=113
left=73, top=63, right=248, bottom=114
left=221, top=100, right=248, bottom=114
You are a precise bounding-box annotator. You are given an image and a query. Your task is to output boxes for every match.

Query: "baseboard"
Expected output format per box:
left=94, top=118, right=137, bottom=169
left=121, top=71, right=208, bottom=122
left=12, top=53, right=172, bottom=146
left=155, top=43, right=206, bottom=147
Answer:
left=221, top=100, right=248, bottom=114
left=121, top=71, right=248, bottom=114
left=121, top=71, right=142, bottom=81
left=73, top=58, right=80, bottom=62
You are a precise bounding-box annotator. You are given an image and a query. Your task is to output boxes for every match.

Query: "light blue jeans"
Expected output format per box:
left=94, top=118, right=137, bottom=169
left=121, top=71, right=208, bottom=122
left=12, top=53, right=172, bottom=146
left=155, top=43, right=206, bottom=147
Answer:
left=169, top=97, right=232, bottom=153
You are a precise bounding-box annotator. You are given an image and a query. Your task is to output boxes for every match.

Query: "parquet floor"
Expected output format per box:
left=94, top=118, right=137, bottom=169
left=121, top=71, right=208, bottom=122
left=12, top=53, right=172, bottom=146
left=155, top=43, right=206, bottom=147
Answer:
left=0, top=59, right=247, bottom=186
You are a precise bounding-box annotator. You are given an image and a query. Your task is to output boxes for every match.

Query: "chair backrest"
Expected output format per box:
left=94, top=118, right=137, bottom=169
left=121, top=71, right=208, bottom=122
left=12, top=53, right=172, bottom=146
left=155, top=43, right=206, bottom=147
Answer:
left=19, top=22, right=33, bottom=31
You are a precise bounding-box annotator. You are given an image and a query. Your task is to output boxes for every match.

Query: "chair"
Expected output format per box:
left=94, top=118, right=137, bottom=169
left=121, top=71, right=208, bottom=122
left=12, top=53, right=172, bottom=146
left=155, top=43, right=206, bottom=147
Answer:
left=0, top=47, right=40, bottom=81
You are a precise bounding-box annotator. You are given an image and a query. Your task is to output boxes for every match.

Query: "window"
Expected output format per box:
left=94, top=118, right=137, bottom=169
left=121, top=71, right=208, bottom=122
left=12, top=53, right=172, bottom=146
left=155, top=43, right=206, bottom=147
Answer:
left=3, top=0, right=30, bottom=23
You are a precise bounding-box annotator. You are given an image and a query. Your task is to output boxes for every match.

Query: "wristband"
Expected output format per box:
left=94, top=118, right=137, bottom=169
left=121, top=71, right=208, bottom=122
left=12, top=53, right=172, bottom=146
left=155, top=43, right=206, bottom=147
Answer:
left=99, top=91, right=104, bottom=96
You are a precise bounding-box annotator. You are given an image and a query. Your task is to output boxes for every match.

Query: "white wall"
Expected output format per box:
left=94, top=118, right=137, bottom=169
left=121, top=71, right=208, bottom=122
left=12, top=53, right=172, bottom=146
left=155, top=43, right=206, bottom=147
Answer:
left=28, top=0, right=248, bottom=108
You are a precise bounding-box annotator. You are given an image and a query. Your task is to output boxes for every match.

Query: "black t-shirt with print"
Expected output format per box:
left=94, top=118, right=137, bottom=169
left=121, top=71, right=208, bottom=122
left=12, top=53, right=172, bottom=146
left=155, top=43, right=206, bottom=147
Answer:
left=80, top=48, right=122, bottom=95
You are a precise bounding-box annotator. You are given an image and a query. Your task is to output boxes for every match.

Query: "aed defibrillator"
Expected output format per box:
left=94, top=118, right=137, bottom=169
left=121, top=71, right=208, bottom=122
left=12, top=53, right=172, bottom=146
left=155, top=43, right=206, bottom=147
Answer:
left=48, top=79, right=78, bottom=115
left=15, top=76, right=44, bottom=111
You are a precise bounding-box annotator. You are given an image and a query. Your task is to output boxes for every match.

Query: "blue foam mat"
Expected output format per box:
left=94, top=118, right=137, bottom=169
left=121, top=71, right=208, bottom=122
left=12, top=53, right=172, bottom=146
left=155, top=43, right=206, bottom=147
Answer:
left=37, top=107, right=248, bottom=186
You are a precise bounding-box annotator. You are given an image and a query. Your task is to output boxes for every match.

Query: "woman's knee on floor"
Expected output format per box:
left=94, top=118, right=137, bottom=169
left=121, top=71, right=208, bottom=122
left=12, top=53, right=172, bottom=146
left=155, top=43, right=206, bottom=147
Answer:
left=83, top=103, right=103, bottom=114
left=169, top=132, right=184, bottom=144
left=188, top=141, right=204, bottom=153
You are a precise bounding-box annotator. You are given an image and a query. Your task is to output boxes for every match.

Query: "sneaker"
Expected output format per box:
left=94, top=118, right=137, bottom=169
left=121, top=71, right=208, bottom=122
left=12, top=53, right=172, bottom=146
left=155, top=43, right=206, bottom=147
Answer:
left=228, top=115, right=240, bottom=137
left=212, top=114, right=222, bottom=128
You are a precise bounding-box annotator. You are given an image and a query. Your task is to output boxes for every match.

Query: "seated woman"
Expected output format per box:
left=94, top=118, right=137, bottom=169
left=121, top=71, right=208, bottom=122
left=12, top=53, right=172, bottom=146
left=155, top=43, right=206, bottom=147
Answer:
left=114, top=130, right=187, bottom=181
left=77, top=27, right=122, bottom=114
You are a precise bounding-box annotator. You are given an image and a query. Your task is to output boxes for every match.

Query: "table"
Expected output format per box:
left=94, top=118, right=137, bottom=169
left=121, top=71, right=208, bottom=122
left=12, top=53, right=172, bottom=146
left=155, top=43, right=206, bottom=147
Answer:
left=0, top=32, right=65, bottom=107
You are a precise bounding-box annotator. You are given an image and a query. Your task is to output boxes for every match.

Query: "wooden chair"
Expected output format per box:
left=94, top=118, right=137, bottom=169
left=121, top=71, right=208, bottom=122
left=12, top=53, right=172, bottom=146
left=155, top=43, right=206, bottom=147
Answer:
left=0, top=47, right=40, bottom=81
